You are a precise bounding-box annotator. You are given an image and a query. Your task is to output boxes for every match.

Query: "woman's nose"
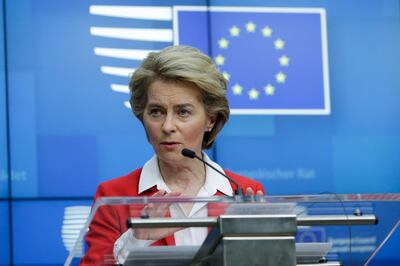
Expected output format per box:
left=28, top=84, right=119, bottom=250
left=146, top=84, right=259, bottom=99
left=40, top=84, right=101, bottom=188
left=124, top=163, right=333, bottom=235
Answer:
left=161, top=113, right=177, bottom=133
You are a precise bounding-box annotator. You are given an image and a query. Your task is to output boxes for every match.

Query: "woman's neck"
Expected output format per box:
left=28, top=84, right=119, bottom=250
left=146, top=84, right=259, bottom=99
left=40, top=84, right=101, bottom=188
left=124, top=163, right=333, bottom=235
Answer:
left=158, top=157, right=206, bottom=195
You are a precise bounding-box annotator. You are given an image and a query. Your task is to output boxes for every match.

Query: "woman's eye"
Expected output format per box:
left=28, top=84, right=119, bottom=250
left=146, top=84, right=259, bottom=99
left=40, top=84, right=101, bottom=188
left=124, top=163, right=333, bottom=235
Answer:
left=178, top=109, right=191, bottom=117
left=149, top=108, right=162, bottom=116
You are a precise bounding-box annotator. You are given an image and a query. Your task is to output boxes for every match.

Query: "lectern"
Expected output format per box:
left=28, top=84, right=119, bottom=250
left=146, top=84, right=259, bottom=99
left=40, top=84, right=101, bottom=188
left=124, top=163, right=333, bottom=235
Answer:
left=65, top=194, right=400, bottom=266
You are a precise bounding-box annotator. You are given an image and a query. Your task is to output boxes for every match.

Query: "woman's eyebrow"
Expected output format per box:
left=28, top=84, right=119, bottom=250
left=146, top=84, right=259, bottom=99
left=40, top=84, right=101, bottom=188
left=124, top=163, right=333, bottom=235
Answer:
left=146, top=103, right=163, bottom=108
left=146, top=103, right=195, bottom=109
left=175, top=103, right=194, bottom=108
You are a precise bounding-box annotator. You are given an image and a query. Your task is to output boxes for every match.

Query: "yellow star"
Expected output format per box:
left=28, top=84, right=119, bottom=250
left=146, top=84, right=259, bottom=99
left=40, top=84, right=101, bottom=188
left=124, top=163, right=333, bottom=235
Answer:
left=275, top=72, right=286, bottom=83
left=248, top=88, right=259, bottom=100
left=218, top=38, right=229, bottom=49
left=279, top=55, right=290, bottom=66
left=232, top=83, right=243, bottom=95
left=262, top=26, right=273, bottom=37
left=264, top=84, right=275, bottom=95
left=245, top=21, right=256, bottom=32
left=222, top=71, right=231, bottom=81
left=214, top=55, right=225, bottom=65
left=274, top=38, right=285, bottom=49
left=229, top=26, right=240, bottom=37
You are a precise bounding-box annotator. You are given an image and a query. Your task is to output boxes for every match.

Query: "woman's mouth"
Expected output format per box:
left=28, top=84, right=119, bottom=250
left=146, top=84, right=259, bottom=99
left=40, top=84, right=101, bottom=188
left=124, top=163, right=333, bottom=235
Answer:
left=160, top=142, right=180, bottom=150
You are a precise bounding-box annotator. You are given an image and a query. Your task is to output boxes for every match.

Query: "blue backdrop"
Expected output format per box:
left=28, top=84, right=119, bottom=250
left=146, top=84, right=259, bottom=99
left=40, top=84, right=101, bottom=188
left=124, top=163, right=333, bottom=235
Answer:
left=1, top=0, right=399, bottom=265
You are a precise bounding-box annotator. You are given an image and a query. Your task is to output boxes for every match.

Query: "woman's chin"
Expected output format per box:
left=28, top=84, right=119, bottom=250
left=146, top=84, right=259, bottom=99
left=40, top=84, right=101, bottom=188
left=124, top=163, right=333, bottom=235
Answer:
left=156, top=151, right=185, bottom=164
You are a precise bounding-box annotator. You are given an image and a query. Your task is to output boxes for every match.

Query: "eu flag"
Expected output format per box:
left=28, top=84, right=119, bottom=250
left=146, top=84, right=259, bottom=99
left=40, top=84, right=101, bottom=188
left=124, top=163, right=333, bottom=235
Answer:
left=174, top=6, right=330, bottom=115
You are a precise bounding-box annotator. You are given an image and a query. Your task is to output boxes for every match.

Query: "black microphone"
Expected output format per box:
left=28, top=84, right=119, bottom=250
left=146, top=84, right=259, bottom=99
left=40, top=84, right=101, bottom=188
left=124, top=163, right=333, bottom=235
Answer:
left=181, top=148, right=243, bottom=195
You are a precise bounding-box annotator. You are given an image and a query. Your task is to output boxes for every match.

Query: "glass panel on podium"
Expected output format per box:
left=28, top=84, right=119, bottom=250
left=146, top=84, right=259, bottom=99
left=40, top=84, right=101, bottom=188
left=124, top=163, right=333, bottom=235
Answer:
left=65, top=194, right=400, bottom=266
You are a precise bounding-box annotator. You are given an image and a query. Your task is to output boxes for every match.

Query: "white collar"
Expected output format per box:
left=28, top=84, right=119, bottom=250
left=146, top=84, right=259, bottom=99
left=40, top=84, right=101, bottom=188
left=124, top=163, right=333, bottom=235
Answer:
left=138, top=153, right=233, bottom=196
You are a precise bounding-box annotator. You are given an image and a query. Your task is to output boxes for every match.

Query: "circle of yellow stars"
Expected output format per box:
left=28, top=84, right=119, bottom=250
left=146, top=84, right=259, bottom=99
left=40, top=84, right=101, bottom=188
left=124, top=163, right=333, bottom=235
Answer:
left=214, top=21, right=290, bottom=100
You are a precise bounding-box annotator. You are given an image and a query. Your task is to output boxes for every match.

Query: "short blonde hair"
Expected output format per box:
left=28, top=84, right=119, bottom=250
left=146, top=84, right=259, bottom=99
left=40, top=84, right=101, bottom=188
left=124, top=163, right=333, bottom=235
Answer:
left=129, top=45, right=229, bottom=149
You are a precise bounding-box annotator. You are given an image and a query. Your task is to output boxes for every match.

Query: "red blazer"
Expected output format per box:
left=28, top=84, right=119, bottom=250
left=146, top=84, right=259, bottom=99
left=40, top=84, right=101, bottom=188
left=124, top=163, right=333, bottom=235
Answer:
left=79, top=168, right=265, bottom=265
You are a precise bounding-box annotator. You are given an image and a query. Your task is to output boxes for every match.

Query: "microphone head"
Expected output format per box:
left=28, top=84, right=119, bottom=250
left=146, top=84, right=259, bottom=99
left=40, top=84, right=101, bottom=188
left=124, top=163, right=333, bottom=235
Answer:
left=181, top=148, right=196, bottom=159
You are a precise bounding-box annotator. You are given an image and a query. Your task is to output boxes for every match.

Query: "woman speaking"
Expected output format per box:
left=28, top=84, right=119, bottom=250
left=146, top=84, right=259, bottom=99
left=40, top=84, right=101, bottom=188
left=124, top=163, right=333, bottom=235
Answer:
left=80, top=45, right=265, bottom=265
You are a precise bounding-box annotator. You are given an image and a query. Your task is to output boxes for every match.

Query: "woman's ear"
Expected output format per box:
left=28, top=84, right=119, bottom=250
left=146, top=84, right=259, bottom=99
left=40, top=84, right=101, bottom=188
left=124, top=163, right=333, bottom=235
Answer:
left=206, top=115, right=217, bottom=132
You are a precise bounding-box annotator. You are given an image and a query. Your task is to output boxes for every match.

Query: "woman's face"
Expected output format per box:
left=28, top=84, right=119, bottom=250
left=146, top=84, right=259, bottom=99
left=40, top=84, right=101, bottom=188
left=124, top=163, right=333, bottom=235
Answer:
left=143, top=80, right=215, bottom=164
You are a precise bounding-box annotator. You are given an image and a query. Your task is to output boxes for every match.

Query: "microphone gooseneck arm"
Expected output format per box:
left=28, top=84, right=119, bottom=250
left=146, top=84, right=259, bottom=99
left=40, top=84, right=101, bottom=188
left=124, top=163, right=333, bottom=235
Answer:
left=181, top=148, right=243, bottom=195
